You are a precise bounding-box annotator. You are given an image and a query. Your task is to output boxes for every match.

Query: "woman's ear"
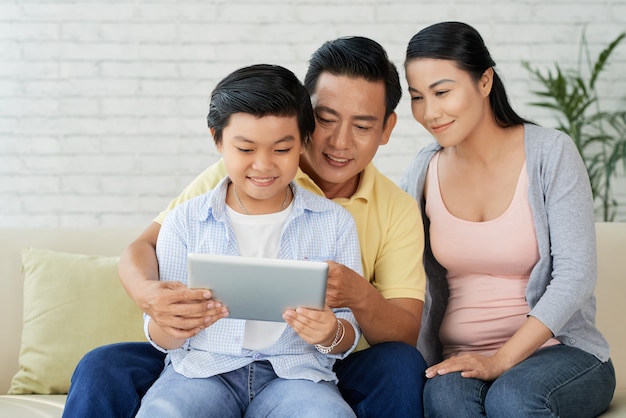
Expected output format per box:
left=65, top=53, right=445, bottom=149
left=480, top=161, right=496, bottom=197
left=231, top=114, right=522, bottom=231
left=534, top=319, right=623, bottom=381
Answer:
left=479, top=68, right=494, bottom=97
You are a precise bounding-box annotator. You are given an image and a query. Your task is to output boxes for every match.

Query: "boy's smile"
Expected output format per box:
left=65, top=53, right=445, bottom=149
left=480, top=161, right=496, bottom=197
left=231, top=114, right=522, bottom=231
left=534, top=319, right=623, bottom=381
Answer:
left=216, top=113, right=302, bottom=215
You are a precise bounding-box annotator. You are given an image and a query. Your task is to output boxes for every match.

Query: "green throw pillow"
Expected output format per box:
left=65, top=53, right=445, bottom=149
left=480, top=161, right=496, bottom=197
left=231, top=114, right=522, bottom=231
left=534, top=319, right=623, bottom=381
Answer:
left=9, top=248, right=146, bottom=394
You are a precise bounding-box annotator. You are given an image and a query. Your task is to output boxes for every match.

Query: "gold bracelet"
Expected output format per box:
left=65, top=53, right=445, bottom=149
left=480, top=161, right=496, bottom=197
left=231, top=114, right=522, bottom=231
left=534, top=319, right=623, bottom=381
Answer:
left=315, top=320, right=345, bottom=354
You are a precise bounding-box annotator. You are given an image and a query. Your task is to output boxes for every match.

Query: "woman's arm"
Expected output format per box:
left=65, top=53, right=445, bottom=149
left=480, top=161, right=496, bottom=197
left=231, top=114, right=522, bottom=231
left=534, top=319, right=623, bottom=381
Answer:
left=425, top=316, right=553, bottom=381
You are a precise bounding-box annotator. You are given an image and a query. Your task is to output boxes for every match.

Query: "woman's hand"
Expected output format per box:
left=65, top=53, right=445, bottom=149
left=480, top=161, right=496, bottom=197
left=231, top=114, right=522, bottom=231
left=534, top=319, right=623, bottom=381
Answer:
left=425, top=352, right=510, bottom=381
left=426, top=317, right=555, bottom=381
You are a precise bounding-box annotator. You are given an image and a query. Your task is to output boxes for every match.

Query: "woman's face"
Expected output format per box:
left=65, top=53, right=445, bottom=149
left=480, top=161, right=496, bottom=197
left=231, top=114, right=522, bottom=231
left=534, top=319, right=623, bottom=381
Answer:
left=405, top=58, right=492, bottom=147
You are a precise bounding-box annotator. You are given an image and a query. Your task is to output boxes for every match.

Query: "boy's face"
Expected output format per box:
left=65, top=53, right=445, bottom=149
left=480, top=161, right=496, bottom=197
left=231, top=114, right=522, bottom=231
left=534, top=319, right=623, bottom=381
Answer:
left=300, top=72, right=396, bottom=199
left=216, top=113, right=303, bottom=214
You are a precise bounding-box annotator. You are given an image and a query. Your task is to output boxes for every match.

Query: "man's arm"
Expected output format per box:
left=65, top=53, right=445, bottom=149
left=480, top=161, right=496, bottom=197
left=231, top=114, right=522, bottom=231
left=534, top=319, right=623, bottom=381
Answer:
left=325, top=171, right=426, bottom=347
left=118, top=222, right=212, bottom=339
left=325, top=261, right=422, bottom=346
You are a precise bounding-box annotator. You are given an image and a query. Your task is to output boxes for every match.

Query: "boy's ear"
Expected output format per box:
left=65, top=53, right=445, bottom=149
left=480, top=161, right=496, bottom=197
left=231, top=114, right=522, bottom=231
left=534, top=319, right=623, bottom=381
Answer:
left=210, top=128, right=222, bottom=152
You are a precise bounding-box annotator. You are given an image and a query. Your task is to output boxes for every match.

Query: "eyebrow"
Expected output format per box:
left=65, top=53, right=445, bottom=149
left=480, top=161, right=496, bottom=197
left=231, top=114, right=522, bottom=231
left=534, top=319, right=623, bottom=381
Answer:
left=233, top=135, right=296, bottom=144
left=315, top=105, right=378, bottom=122
left=408, top=78, right=456, bottom=93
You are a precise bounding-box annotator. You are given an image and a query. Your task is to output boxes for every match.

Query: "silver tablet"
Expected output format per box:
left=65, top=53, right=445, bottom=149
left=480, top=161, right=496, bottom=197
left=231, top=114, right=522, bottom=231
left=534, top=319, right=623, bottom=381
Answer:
left=187, top=253, right=328, bottom=322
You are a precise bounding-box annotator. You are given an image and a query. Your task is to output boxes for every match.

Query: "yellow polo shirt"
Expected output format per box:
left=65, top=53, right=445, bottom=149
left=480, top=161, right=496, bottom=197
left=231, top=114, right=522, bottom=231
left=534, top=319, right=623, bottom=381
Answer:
left=155, top=159, right=426, bottom=349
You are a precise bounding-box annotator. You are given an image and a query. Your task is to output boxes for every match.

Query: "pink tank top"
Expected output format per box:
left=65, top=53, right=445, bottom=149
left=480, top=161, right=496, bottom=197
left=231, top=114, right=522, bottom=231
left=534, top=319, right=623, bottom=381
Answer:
left=426, top=152, right=557, bottom=358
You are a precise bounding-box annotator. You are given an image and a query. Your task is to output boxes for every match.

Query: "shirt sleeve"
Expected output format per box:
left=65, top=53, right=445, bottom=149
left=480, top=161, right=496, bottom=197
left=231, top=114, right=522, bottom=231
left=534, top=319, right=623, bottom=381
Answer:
left=527, top=132, right=597, bottom=334
left=374, top=194, right=426, bottom=302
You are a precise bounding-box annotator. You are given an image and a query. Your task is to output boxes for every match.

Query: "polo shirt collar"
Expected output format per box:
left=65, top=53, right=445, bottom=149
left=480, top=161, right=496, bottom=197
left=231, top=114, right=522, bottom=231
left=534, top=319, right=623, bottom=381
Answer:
left=295, top=164, right=374, bottom=204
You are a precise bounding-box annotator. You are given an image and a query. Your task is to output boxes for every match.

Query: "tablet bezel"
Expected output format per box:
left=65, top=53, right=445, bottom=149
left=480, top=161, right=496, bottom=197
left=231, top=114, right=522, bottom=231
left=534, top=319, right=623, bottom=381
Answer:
left=187, top=253, right=328, bottom=322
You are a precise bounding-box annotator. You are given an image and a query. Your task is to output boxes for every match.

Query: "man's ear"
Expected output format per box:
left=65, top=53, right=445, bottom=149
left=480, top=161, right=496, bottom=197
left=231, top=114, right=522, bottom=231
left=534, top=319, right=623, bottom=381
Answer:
left=380, top=112, right=397, bottom=146
left=479, top=67, right=494, bottom=98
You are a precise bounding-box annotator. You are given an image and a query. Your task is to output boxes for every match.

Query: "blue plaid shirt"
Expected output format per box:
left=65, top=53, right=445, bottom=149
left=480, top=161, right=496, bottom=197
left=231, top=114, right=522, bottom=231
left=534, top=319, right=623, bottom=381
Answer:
left=148, top=177, right=362, bottom=383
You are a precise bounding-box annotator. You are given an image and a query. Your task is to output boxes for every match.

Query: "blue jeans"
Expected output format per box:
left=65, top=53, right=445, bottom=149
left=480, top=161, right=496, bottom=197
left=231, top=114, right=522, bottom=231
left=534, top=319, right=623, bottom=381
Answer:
left=63, top=341, right=426, bottom=418
left=63, top=342, right=166, bottom=418
left=136, top=360, right=354, bottom=417
left=423, top=345, right=616, bottom=418
left=334, top=341, right=426, bottom=417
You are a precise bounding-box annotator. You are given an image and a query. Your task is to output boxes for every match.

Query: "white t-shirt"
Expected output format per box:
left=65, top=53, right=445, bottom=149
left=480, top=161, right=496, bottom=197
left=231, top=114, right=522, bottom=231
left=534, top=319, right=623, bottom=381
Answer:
left=226, top=203, right=293, bottom=350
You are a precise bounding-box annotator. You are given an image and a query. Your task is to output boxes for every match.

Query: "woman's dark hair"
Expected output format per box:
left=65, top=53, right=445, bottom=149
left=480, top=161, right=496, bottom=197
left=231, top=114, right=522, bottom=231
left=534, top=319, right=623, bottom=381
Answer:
left=304, top=36, right=402, bottom=123
left=207, top=64, right=315, bottom=145
left=405, top=22, right=531, bottom=127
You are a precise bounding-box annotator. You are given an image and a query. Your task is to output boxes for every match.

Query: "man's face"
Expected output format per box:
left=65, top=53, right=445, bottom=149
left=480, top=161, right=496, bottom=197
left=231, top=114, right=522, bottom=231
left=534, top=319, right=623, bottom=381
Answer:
left=300, top=73, right=396, bottom=199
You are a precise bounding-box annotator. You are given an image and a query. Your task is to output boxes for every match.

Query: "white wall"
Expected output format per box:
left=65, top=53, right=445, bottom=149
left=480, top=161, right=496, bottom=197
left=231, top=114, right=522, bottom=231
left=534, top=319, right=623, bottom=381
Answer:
left=1, top=0, right=625, bottom=227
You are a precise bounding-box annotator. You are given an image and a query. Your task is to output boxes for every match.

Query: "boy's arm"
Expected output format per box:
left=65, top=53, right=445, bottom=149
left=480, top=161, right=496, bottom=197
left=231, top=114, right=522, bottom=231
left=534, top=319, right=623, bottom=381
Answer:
left=118, top=159, right=228, bottom=338
left=119, top=222, right=212, bottom=339
left=146, top=313, right=189, bottom=350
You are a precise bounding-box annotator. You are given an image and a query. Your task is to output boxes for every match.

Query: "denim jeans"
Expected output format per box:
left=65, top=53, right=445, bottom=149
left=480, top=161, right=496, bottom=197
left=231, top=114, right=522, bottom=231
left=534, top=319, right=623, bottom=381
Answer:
left=334, top=341, right=426, bottom=417
left=63, top=341, right=426, bottom=418
left=135, top=360, right=354, bottom=417
left=63, top=342, right=166, bottom=418
left=423, top=345, right=616, bottom=418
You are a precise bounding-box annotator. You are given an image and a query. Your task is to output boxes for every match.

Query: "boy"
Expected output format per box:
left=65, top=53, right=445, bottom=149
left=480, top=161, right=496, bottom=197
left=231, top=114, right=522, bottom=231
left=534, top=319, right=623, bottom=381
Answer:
left=136, top=64, right=361, bottom=417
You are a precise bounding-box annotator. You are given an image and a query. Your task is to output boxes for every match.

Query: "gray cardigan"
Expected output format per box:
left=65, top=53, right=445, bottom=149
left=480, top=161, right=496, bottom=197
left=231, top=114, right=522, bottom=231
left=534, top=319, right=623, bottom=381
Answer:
left=401, top=124, right=610, bottom=366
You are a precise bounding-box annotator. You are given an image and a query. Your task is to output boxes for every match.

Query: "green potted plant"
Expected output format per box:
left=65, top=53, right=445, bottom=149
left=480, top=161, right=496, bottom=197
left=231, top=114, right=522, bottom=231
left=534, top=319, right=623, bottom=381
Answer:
left=523, top=30, right=626, bottom=221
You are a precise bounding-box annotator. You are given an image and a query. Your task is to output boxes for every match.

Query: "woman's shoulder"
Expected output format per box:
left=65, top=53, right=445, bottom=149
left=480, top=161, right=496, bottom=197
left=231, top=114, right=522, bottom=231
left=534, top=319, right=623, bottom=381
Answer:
left=400, top=141, right=440, bottom=196
left=524, top=124, right=574, bottom=148
left=524, top=123, right=581, bottom=161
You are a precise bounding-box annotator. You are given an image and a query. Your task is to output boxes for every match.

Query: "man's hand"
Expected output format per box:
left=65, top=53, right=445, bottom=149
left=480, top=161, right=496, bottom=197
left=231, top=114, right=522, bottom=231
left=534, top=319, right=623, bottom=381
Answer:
left=141, top=280, right=228, bottom=339
left=325, top=260, right=368, bottom=309
left=324, top=261, right=422, bottom=346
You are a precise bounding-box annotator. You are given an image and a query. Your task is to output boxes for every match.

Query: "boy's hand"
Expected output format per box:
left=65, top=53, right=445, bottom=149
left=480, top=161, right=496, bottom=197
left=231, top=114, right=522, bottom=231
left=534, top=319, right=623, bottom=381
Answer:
left=143, top=281, right=228, bottom=339
left=282, top=305, right=337, bottom=346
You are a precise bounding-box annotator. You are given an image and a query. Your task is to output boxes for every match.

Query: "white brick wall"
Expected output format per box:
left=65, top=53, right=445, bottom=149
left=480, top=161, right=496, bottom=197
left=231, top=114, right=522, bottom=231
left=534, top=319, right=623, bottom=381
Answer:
left=1, top=0, right=625, bottom=227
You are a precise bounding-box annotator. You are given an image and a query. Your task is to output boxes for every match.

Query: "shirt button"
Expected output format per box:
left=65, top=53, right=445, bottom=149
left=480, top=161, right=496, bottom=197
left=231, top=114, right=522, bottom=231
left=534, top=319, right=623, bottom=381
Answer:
left=569, top=338, right=576, bottom=344
left=253, top=353, right=261, bottom=359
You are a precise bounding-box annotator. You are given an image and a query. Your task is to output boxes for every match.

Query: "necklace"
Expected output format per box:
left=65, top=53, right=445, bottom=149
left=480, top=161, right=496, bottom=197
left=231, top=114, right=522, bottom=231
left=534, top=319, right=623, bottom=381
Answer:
left=232, top=184, right=291, bottom=215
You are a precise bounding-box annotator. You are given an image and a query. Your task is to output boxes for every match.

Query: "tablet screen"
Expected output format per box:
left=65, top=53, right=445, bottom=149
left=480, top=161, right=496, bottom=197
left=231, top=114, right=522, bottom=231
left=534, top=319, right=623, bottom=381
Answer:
left=187, top=253, right=328, bottom=322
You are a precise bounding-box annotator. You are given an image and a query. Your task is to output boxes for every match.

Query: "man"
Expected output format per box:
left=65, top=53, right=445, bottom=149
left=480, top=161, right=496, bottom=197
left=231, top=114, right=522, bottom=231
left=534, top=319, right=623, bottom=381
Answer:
left=64, top=36, right=427, bottom=418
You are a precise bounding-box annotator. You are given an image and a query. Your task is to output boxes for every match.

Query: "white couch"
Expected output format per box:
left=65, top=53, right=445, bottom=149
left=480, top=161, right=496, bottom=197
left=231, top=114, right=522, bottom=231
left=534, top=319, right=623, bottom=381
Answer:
left=0, top=225, right=624, bottom=417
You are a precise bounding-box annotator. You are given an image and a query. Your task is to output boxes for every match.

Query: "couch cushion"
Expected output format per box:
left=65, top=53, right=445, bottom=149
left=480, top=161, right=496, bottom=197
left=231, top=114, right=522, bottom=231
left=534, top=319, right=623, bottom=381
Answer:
left=9, top=248, right=145, bottom=395
left=0, top=395, right=65, bottom=417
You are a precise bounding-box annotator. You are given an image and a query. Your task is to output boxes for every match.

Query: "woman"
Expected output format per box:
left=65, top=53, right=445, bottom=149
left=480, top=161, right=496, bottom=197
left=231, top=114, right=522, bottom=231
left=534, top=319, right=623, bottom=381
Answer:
left=401, top=21, right=615, bottom=417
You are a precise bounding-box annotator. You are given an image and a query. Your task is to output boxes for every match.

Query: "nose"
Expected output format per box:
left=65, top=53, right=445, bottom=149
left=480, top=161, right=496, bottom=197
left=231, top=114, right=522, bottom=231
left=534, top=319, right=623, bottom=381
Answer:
left=251, top=151, right=274, bottom=171
left=328, top=122, right=351, bottom=150
left=422, top=98, right=441, bottom=123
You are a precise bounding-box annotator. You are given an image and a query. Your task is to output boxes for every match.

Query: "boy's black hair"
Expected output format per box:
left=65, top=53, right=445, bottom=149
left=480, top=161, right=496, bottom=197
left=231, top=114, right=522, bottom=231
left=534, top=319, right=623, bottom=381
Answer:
left=207, top=64, right=315, bottom=145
